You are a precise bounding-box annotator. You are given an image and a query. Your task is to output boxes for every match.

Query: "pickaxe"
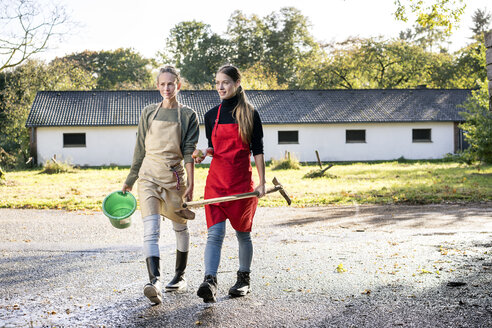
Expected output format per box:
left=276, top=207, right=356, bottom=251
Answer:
left=181, top=177, right=291, bottom=208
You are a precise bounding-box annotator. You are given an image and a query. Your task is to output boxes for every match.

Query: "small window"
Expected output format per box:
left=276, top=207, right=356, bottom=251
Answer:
left=346, top=130, right=366, bottom=143
left=412, top=129, right=432, bottom=142
left=278, top=131, right=298, bottom=144
left=63, top=133, right=86, bottom=147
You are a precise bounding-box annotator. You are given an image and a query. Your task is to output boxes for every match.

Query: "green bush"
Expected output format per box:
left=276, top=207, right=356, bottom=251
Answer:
left=40, top=159, right=74, bottom=174
left=459, top=81, right=492, bottom=164
left=271, top=152, right=300, bottom=170
left=0, top=147, right=17, bottom=169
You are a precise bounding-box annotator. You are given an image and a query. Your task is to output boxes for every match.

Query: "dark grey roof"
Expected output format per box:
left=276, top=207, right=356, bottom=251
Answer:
left=26, top=89, right=472, bottom=127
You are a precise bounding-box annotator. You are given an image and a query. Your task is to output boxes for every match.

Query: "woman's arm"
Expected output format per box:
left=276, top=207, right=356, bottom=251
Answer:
left=254, top=153, right=266, bottom=197
left=183, top=161, right=194, bottom=201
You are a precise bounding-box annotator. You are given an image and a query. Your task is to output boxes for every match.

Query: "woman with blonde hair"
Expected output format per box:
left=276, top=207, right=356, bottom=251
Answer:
left=193, top=64, right=265, bottom=303
left=123, top=65, right=199, bottom=304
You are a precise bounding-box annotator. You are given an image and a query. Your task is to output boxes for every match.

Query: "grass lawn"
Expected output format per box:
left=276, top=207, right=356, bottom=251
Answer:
left=0, top=161, right=491, bottom=211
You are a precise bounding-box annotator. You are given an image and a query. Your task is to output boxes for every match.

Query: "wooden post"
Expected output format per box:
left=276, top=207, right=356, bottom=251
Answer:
left=485, top=30, right=492, bottom=111
left=315, top=150, right=322, bottom=169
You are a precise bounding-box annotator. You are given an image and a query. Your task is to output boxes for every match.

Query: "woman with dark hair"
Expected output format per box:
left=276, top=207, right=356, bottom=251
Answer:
left=193, top=64, right=265, bottom=303
left=123, top=66, right=199, bottom=304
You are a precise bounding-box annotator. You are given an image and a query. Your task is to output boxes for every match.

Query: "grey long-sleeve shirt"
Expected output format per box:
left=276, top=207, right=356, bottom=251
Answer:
left=125, top=103, right=199, bottom=187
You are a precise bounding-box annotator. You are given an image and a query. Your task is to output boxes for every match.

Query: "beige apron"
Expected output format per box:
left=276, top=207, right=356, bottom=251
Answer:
left=137, top=103, right=187, bottom=224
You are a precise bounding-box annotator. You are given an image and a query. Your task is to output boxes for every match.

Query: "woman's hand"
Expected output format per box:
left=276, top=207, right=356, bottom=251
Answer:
left=122, top=183, right=132, bottom=194
left=192, top=149, right=206, bottom=164
left=255, top=183, right=266, bottom=198
left=192, top=148, right=214, bottom=164
left=184, top=184, right=194, bottom=202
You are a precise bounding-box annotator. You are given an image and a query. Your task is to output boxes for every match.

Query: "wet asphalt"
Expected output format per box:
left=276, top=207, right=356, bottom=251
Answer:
left=1, top=203, right=492, bottom=327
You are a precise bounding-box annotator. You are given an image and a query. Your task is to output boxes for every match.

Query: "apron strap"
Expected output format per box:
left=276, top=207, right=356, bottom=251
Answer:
left=147, top=103, right=162, bottom=134
left=214, top=104, right=222, bottom=137
left=148, top=102, right=182, bottom=133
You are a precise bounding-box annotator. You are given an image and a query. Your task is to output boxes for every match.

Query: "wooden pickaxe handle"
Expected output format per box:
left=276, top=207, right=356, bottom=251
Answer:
left=182, top=186, right=281, bottom=208
left=182, top=177, right=291, bottom=208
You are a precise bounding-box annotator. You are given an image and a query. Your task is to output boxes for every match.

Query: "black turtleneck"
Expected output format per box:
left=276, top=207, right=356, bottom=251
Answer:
left=204, top=94, right=264, bottom=155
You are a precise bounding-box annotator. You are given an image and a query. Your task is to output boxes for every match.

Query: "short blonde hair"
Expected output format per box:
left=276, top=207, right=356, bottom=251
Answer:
left=156, top=65, right=181, bottom=84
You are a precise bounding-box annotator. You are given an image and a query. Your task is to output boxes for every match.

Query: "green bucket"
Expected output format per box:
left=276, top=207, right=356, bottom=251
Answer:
left=102, top=191, right=136, bottom=229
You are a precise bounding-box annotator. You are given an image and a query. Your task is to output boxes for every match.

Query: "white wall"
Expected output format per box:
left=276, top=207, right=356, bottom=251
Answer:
left=36, top=122, right=455, bottom=166
left=262, top=122, right=455, bottom=162
left=37, top=126, right=137, bottom=166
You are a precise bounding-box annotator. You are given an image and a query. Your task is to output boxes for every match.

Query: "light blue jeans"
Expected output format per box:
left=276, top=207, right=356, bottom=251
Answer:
left=143, top=214, right=189, bottom=258
left=204, top=220, right=253, bottom=276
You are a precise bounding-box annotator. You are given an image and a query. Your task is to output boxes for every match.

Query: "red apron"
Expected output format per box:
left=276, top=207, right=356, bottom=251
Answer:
left=204, top=104, right=258, bottom=232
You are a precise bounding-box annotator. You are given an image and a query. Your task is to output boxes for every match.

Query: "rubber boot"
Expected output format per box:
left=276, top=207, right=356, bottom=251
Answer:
left=144, top=257, right=162, bottom=304
left=228, top=271, right=251, bottom=297
left=165, top=250, right=188, bottom=292
left=197, top=275, right=218, bottom=303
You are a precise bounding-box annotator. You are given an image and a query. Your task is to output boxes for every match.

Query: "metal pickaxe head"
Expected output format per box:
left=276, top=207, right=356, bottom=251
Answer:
left=272, top=177, right=292, bottom=205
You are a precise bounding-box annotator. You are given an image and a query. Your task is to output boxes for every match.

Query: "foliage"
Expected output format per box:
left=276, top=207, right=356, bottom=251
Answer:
left=0, top=0, right=70, bottom=71
left=226, top=11, right=266, bottom=70
left=241, top=62, right=287, bottom=90
left=296, top=37, right=460, bottom=89
left=0, top=59, right=96, bottom=167
left=449, top=41, right=487, bottom=89
left=260, top=7, right=320, bottom=86
left=161, top=21, right=230, bottom=86
left=40, top=159, right=74, bottom=174
left=271, top=152, right=300, bottom=170
left=161, top=6, right=487, bottom=90
left=470, top=8, right=492, bottom=41
left=163, top=7, right=320, bottom=88
left=0, top=147, right=17, bottom=169
left=303, top=169, right=336, bottom=179
left=459, top=81, right=492, bottom=164
left=62, top=48, right=155, bottom=90
left=394, top=0, right=466, bottom=34
left=399, top=24, right=449, bottom=52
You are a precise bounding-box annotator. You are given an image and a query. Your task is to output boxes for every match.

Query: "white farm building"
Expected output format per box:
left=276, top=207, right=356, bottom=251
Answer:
left=25, top=89, right=471, bottom=166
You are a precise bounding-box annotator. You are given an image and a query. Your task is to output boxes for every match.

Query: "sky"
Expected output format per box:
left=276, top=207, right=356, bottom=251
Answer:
left=31, top=0, right=492, bottom=62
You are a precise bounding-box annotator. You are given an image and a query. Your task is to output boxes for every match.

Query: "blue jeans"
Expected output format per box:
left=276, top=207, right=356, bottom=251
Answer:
left=143, top=214, right=189, bottom=258
left=204, top=221, right=252, bottom=276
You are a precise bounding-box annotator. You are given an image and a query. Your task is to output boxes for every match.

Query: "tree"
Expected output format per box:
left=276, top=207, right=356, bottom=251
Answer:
left=0, top=0, right=69, bottom=72
left=62, top=48, right=155, bottom=90
left=448, top=41, right=486, bottom=89
left=226, top=11, right=265, bottom=70
left=241, top=62, right=287, bottom=90
left=162, top=21, right=230, bottom=86
left=394, top=0, right=466, bottom=34
left=470, top=8, right=491, bottom=41
left=459, top=80, right=492, bottom=164
left=262, top=7, right=320, bottom=87
left=295, top=38, right=366, bottom=89
left=0, top=59, right=95, bottom=167
left=399, top=24, right=449, bottom=52
left=162, top=8, right=320, bottom=88
left=296, top=36, right=455, bottom=90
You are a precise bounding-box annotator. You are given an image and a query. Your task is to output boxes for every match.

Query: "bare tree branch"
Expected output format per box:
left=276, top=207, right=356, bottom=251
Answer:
left=0, top=0, right=69, bottom=71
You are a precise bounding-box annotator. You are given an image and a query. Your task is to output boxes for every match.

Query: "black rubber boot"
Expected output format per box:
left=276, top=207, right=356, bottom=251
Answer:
left=228, top=271, right=251, bottom=297
left=197, top=275, right=218, bottom=303
left=165, top=250, right=188, bottom=292
left=144, top=257, right=162, bottom=304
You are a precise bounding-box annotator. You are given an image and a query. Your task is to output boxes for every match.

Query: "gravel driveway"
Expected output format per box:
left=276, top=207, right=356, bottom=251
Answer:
left=1, top=203, right=491, bottom=327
